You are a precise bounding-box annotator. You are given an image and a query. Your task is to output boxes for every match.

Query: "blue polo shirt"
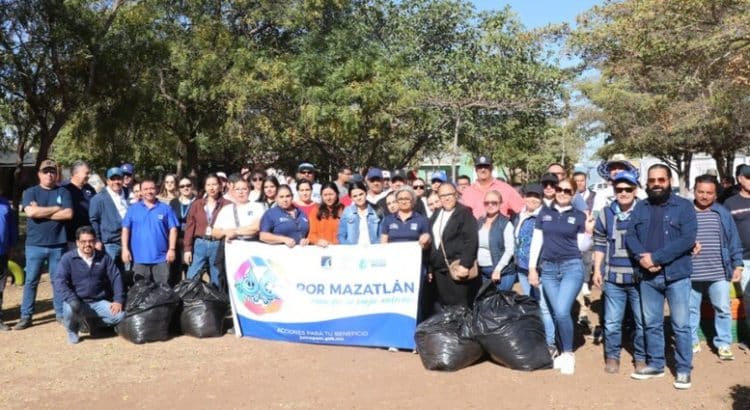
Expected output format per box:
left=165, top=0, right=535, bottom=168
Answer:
left=381, top=212, right=429, bottom=243
left=23, top=185, right=73, bottom=246
left=122, top=201, right=179, bottom=264
left=535, top=205, right=586, bottom=262
left=260, top=206, right=309, bottom=244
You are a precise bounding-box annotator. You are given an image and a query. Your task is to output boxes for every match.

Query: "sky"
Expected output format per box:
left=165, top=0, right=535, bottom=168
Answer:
left=473, top=1, right=602, bottom=29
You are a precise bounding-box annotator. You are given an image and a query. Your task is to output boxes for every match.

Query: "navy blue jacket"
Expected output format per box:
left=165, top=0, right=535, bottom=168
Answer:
left=625, top=194, right=697, bottom=281
left=0, top=197, right=18, bottom=255
left=89, top=189, right=124, bottom=244
left=477, top=214, right=514, bottom=275
left=53, top=249, right=124, bottom=304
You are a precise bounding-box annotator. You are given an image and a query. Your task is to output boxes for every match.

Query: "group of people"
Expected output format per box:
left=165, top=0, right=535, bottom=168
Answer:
left=0, top=154, right=749, bottom=391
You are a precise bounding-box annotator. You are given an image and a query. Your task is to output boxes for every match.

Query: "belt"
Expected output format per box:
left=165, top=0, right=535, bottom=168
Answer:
left=197, top=236, right=219, bottom=241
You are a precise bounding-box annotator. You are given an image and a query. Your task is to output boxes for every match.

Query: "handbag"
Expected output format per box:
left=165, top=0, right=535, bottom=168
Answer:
left=440, top=239, right=478, bottom=281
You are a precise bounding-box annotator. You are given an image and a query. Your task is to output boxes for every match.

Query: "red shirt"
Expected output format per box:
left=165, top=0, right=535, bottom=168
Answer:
left=460, top=179, right=523, bottom=219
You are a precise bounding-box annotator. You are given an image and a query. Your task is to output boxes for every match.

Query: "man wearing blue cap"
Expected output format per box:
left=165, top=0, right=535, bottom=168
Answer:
left=120, top=163, right=135, bottom=201
left=89, top=167, right=130, bottom=273
left=366, top=168, right=387, bottom=205
left=294, top=162, right=321, bottom=203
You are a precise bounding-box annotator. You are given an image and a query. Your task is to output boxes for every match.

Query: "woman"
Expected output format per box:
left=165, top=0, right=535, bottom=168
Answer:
left=260, top=185, right=309, bottom=247
left=308, top=182, right=344, bottom=247
left=213, top=178, right=266, bottom=242
left=528, top=177, right=594, bottom=375
left=412, top=177, right=431, bottom=217
left=337, top=181, right=381, bottom=245
left=426, top=191, right=441, bottom=215
left=477, top=190, right=516, bottom=291
left=384, top=192, right=398, bottom=216
left=248, top=170, right=265, bottom=202
left=258, top=175, right=279, bottom=210
left=428, top=183, right=480, bottom=308
left=169, top=177, right=195, bottom=281
left=157, top=173, right=178, bottom=203
left=130, top=182, right=142, bottom=204
left=184, top=174, right=227, bottom=287
left=293, top=179, right=317, bottom=217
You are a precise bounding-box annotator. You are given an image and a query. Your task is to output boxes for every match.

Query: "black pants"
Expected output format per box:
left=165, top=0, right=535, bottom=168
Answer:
left=432, top=269, right=482, bottom=308
left=133, top=262, right=171, bottom=285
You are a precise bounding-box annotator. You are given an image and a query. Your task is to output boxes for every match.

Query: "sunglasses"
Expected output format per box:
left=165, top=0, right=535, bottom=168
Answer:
left=555, top=187, right=574, bottom=195
left=615, top=187, right=635, bottom=194
left=647, top=177, right=668, bottom=184
left=483, top=201, right=499, bottom=206
left=542, top=182, right=557, bottom=188
left=412, top=185, right=425, bottom=190
left=179, top=184, right=192, bottom=188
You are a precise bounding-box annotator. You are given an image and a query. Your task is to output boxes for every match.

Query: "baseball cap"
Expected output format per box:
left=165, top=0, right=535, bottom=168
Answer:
left=381, top=170, right=391, bottom=179
left=540, top=172, right=559, bottom=185
left=298, top=162, right=315, bottom=172
left=216, top=172, right=228, bottom=180
left=106, top=167, right=124, bottom=179
left=366, top=168, right=383, bottom=180
left=430, top=170, right=447, bottom=183
left=612, top=170, right=639, bottom=186
left=475, top=155, right=493, bottom=166
left=120, top=163, right=134, bottom=175
left=391, top=169, right=406, bottom=181
left=351, top=174, right=364, bottom=183
left=38, top=159, right=57, bottom=171
left=523, top=183, right=543, bottom=197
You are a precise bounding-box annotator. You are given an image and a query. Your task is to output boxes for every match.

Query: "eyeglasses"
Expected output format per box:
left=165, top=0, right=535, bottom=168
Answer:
left=647, top=177, right=668, bottom=184
left=615, top=187, right=635, bottom=194
left=412, top=185, right=425, bottom=190
left=555, top=187, right=574, bottom=195
left=397, top=197, right=411, bottom=202
left=483, top=201, right=499, bottom=206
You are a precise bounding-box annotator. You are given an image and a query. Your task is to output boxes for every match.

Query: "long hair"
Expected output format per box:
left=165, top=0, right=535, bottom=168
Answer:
left=257, top=175, right=280, bottom=204
left=317, top=182, right=343, bottom=220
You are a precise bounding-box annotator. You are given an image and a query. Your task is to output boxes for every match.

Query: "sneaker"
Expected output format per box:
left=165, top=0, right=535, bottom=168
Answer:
left=553, top=353, right=564, bottom=369
left=604, top=358, right=620, bottom=374
left=67, top=331, right=80, bottom=345
left=560, top=353, right=575, bottom=375
left=0, top=320, right=9, bottom=331
left=673, top=373, right=691, bottom=390
left=631, top=366, right=665, bottom=380
left=77, top=316, right=90, bottom=334
left=692, top=342, right=701, bottom=354
left=387, top=347, right=398, bottom=352
left=12, top=317, right=32, bottom=330
left=718, top=346, right=734, bottom=361
left=634, top=361, right=648, bottom=372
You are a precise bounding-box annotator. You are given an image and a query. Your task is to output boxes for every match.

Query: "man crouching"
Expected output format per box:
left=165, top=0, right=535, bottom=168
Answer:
left=54, top=226, right=125, bottom=344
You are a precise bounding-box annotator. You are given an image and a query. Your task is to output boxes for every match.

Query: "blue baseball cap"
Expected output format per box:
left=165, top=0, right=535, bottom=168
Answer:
left=366, top=168, right=383, bottom=180
left=106, top=167, right=123, bottom=179
left=612, top=170, right=639, bottom=186
left=120, top=163, right=134, bottom=175
left=430, top=170, right=447, bottom=183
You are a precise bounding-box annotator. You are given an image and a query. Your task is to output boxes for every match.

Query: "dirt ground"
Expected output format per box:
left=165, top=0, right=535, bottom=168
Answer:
left=0, top=276, right=748, bottom=410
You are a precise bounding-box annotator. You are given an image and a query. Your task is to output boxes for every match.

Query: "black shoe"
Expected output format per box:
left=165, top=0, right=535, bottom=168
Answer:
left=13, top=318, right=32, bottom=330
left=673, top=373, right=691, bottom=390
left=630, top=366, right=665, bottom=380
left=0, top=320, right=9, bottom=331
left=77, top=316, right=90, bottom=334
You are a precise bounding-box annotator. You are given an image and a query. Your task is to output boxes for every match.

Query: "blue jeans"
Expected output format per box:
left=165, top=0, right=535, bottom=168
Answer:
left=640, top=274, right=692, bottom=374
left=63, top=300, right=125, bottom=334
left=689, top=280, right=732, bottom=348
left=479, top=266, right=517, bottom=292
left=21, top=245, right=65, bottom=319
left=518, top=268, right=556, bottom=346
left=541, top=259, right=584, bottom=353
left=603, top=281, right=645, bottom=362
left=186, top=238, right=221, bottom=287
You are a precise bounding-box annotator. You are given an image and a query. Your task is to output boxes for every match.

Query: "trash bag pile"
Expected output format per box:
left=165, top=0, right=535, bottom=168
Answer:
left=414, top=284, right=553, bottom=372
left=173, top=278, right=229, bottom=338
left=116, top=280, right=181, bottom=344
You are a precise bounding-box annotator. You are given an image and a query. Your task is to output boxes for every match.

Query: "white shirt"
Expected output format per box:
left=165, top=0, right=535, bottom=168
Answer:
left=77, top=249, right=94, bottom=268
left=214, top=201, right=266, bottom=230
left=106, top=187, right=128, bottom=219
left=432, top=208, right=455, bottom=249
left=357, top=208, right=370, bottom=245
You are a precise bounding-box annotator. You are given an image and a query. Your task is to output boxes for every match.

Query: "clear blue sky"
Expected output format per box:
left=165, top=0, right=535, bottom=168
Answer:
left=473, top=1, right=602, bottom=28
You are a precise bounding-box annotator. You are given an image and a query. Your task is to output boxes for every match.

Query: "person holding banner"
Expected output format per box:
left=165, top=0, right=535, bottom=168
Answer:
left=428, top=183, right=480, bottom=308
left=338, top=181, right=381, bottom=245
left=260, top=185, right=310, bottom=247
left=308, top=182, right=344, bottom=247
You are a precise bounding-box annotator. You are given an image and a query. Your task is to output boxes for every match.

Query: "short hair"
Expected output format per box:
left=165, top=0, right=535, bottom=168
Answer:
left=484, top=189, right=503, bottom=204
left=457, top=175, right=471, bottom=183
left=338, top=166, right=352, bottom=174
left=227, top=172, right=243, bottom=184
left=722, top=176, right=735, bottom=185
left=76, top=225, right=96, bottom=240
left=394, top=186, right=417, bottom=208
left=296, top=179, right=312, bottom=190
left=648, top=163, right=673, bottom=179
left=277, top=184, right=294, bottom=197
left=547, top=162, right=565, bottom=171
left=694, top=174, right=719, bottom=191
left=71, top=160, right=88, bottom=175
left=437, top=182, right=457, bottom=194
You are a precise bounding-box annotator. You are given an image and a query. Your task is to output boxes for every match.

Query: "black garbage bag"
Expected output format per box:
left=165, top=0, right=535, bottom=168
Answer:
left=472, top=284, right=552, bottom=371
left=414, top=306, right=484, bottom=371
left=116, top=280, right=181, bottom=344
left=173, top=278, right=229, bottom=338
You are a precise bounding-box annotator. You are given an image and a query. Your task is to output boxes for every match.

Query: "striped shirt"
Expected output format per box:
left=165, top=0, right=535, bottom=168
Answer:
left=692, top=210, right=725, bottom=282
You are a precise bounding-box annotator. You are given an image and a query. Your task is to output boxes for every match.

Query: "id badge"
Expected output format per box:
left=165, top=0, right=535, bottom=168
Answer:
left=205, top=227, right=212, bottom=237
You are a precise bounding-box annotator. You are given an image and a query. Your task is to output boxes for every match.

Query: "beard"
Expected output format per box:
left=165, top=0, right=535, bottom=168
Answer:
left=646, top=185, right=671, bottom=204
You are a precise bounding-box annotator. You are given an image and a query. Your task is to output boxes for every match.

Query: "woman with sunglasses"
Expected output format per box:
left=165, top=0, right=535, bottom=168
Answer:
left=477, top=190, right=516, bottom=291
left=528, top=177, right=594, bottom=375
left=169, top=177, right=195, bottom=281
left=157, top=173, right=179, bottom=204
left=411, top=178, right=431, bottom=217
left=293, top=179, right=317, bottom=217
left=260, top=185, right=309, bottom=247
left=257, top=175, right=279, bottom=210
left=248, top=170, right=265, bottom=202
left=308, top=182, right=344, bottom=247
left=338, top=181, right=381, bottom=245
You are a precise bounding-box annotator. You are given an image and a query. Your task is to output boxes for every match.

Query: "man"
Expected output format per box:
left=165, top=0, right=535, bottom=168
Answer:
left=63, top=160, right=96, bottom=248
left=121, top=179, right=179, bottom=285
left=724, top=164, right=750, bottom=347
left=548, top=162, right=587, bottom=213
left=366, top=168, right=387, bottom=205
left=15, top=159, right=73, bottom=330
left=688, top=174, right=743, bottom=361
left=295, top=162, right=322, bottom=203
left=573, top=169, right=596, bottom=212
left=382, top=170, right=392, bottom=192
left=89, top=167, right=129, bottom=272
left=592, top=170, right=645, bottom=374
left=121, top=163, right=134, bottom=201
left=625, top=164, right=697, bottom=390
left=0, top=192, right=18, bottom=330
left=456, top=175, right=471, bottom=196
left=334, top=166, right=353, bottom=197
left=461, top=155, right=523, bottom=219
left=53, top=226, right=124, bottom=344
left=222, top=172, right=242, bottom=203
left=719, top=164, right=744, bottom=204
left=547, top=162, right=567, bottom=184
left=184, top=174, right=228, bottom=288
left=377, top=169, right=408, bottom=216
left=592, top=154, right=647, bottom=214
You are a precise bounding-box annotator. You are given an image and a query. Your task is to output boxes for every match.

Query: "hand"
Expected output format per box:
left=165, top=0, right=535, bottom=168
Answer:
left=300, top=238, right=309, bottom=247
left=732, top=266, right=743, bottom=282
left=317, top=239, right=329, bottom=247
left=491, top=270, right=501, bottom=282
left=166, top=249, right=176, bottom=263
left=184, top=251, right=192, bottom=265
left=639, top=253, right=654, bottom=270
left=121, top=248, right=132, bottom=264
left=95, top=241, right=103, bottom=251
left=110, top=302, right=122, bottom=315
left=592, top=271, right=603, bottom=288
left=692, top=241, right=702, bottom=255
left=284, top=237, right=296, bottom=248
left=648, top=265, right=662, bottom=273
left=585, top=215, right=595, bottom=234
left=452, top=264, right=469, bottom=279
left=225, top=229, right=237, bottom=240
left=528, top=268, right=540, bottom=288
left=418, top=233, right=431, bottom=249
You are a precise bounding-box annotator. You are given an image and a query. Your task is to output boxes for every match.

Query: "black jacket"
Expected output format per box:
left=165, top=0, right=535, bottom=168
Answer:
left=428, top=204, right=478, bottom=271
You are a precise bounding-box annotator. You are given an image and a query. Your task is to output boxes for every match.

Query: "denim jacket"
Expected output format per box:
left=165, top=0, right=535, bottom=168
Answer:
left=337, top=204, right=381, bottom=244
left=703, top=203, right=744, bottom=280
left=625, top=194, right=697, bottom=281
